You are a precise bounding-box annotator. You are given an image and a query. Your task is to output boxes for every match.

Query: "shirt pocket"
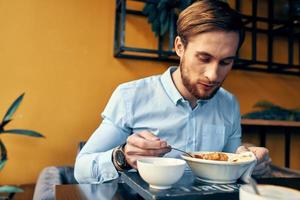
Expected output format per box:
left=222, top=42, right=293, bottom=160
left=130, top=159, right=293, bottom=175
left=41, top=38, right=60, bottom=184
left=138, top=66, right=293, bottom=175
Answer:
left=198, top=124, right=225, bottom=152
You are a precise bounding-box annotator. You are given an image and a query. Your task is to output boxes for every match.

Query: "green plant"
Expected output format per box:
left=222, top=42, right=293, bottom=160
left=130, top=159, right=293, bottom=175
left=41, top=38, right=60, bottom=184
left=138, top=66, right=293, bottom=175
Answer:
left=242, top=100, right=300, bottom=121
left=0, top=93, right=44, bottom=194
left=142, top=0, right=194, bottom=37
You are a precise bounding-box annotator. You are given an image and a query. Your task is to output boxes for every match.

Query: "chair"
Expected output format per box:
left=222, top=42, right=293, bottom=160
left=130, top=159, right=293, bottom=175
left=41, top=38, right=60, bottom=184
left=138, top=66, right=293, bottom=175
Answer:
left=32, top=166, right=77, bottom=200
left=32, top=142, right=86, bottom=200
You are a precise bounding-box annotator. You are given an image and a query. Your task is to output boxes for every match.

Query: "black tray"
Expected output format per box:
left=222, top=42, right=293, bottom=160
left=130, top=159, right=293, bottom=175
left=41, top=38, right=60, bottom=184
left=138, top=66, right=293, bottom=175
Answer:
left=120, top=171, right=241, bottom=200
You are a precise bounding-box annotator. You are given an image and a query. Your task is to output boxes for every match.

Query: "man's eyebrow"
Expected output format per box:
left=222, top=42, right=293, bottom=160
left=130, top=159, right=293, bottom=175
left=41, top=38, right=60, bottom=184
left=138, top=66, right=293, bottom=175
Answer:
left=222, top=56, right=237, bottom=60
left=195, top=51, right=237, bottom=60
left=195, top=51, right=212, bottom=57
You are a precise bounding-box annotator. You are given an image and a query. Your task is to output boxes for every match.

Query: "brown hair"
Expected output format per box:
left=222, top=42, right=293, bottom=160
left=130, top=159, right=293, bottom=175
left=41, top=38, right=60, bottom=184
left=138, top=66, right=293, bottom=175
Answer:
left=177, top=0, right=245, bottom=49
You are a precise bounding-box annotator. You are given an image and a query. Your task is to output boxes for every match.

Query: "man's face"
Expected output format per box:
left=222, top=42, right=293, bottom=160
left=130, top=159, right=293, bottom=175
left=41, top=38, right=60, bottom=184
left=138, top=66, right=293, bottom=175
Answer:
left=175, top=31, right=239, bottom=100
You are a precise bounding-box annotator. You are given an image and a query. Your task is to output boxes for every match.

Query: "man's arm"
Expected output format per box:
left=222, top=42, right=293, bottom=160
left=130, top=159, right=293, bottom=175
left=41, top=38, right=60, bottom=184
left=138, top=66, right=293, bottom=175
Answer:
left=74, top=86, right=131, bottom=183
left=74, top=118, right=129, bottom=183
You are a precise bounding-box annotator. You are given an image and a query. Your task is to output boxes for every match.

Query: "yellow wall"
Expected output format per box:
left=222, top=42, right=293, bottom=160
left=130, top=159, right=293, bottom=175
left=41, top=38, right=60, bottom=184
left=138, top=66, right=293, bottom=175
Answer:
left=0, top=1, right=299, bottom=184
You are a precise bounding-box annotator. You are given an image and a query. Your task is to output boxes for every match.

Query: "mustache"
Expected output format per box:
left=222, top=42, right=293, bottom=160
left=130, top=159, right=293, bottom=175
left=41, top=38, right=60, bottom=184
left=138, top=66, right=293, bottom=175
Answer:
left=196, top=79, right=220, bottom=86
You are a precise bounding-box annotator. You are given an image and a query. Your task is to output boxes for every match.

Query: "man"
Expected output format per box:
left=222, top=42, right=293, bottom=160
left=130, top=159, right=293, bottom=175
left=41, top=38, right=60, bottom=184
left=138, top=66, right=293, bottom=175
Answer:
left=74, top=0, right=271, bottom=184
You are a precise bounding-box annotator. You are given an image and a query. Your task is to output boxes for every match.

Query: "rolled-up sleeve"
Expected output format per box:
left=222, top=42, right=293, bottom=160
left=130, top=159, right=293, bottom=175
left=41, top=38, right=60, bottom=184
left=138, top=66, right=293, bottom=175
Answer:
left=74, top=86, right=131, bottom=183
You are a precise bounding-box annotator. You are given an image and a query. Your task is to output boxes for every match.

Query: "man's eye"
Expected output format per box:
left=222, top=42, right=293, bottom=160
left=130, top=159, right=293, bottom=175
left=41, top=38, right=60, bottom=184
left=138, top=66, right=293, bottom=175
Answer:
left=199, top=57, right=210, bottom=63
left=220, top=60, right=233, bottom=66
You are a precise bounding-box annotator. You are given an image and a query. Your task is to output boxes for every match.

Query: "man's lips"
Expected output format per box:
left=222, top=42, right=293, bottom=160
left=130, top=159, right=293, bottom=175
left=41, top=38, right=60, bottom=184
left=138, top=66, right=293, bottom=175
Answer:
left=198, top=82, right=216, bottom=90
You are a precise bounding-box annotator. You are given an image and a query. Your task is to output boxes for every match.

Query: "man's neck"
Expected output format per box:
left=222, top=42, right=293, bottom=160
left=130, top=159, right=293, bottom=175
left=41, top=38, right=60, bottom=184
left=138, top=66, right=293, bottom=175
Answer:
left=172, top=67, right=198, bottom=108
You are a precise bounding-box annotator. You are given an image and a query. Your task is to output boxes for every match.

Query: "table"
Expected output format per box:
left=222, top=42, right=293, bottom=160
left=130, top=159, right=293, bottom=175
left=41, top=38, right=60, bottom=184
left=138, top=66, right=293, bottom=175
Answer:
left=56, top=167, right=300, bottom=200
left=56, top=179, right=300, bottom=200
left=56, top=180, right=141, bottom=200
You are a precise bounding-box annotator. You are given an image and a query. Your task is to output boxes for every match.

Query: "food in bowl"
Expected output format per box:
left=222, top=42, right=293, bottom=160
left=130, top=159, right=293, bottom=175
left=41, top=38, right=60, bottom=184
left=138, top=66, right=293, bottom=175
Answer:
left=193, top=151, right=254, bottom=163
left=182, top=151, right=256, bottom=184
left=137, top=157, right=186, bottom=189
left=229, top=152, right=255, bottom=163
left=194, top=152, right=229, bottom=161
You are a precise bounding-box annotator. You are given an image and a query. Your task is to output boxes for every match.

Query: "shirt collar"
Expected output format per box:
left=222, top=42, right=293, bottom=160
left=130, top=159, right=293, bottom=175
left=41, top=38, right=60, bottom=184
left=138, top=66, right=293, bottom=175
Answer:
left=160, top=66, right=183, bottom=105
left=196, top=99, right=209, bottom=106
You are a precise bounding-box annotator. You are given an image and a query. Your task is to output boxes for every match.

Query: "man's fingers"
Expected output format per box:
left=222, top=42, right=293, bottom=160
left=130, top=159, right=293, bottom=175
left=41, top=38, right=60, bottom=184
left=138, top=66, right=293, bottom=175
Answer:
left=127, top=132, right=167, bottom=149
left=236, top=145, right=249, bottom=154
left=125, top=148, right=171, bottom=169
left=124, top=131, right=171, bottom=169
left=254, top=159, right=272, bottom=171
left=248, top=147, right=270, bottom=164
left=236, top=145, right=272, bottom=177
left=138, top=131, right=160, bottom=141
left=126, top=145, right=170, bottom=156
left=126, top=155, right=143, bottom=169
left=237, top=146, right=270, bottom=164
left=253, top=165, right=271, bottom=176
left=252, top=158, right=272, bottom=176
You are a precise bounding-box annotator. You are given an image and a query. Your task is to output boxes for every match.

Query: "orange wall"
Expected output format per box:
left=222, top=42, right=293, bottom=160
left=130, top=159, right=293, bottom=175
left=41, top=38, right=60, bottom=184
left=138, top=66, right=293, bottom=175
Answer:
left=0, top=1, right=299, bottom=184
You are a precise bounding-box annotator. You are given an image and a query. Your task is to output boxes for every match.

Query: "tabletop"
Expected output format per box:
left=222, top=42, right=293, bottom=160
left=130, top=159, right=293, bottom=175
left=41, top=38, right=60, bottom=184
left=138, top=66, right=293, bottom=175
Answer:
left=56, top=167, right=300, bottom=200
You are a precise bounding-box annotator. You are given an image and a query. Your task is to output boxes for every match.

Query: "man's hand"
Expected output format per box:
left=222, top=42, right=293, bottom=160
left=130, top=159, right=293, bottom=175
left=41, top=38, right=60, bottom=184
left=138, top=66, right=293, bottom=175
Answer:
left=236, top=145, right=272, bottom=176
left=124, top=131, right=171, bottom=169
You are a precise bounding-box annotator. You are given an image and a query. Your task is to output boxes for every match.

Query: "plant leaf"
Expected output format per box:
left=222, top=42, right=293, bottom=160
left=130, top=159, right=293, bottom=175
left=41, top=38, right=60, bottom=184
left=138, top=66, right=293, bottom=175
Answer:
left=0, top=119, right=12, bottom=132
left=157, top=0, right=167, bottom=10
left=160, top=13, right=170, bottom=36
left=291, top=108, right=300, bottom=112
left=142, top=3, right=152, bottom=15
left=2, top=93, right=25, bottom=123
left=0, top=186, right=23, bottom=193
left=148, top=6, right=158, bottom=23
left=253, top=100, right=281, bottom=110
left=178, top=0, right=194, bottom=10
left=0, top=139, right=7, bottom=160
left=151, top=17, right=160, bottom=37
left=0, top=159, right=7, bottom=171
left=1, top=129, right=44, bottom=138
left=0, top=139, right=7, bottom=171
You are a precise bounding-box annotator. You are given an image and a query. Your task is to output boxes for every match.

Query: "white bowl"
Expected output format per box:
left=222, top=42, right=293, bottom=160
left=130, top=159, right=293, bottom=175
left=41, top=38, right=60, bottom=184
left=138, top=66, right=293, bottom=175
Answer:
left=181, top=151, right=256, bottom=184
left=137, top=157, right=186, bottom=189
left=240, top=184, right=300, bottom=200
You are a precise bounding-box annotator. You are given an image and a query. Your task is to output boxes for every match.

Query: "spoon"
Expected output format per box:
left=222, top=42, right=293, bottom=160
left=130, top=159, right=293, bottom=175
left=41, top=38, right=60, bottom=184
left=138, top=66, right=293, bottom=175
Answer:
left=248, top=177, right=261, bottom=196
left=170, top=147, right=194, bottom=157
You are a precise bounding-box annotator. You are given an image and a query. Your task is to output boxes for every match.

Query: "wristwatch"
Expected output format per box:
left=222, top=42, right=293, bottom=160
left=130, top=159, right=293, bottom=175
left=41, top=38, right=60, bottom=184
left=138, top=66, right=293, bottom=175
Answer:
left=112, top=143, right=131, bottom=171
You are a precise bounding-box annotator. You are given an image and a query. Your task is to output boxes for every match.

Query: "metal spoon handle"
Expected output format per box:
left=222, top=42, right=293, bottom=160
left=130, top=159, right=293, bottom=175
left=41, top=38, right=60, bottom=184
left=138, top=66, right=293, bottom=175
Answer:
left=248, top=177, right=260, bottom=195
left=171, top=147, right=193, bottom=157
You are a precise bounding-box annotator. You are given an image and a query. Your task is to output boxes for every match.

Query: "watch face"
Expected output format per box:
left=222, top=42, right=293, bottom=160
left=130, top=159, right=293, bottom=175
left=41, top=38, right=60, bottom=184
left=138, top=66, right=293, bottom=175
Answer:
left=115, top=149, right=126, bottom=166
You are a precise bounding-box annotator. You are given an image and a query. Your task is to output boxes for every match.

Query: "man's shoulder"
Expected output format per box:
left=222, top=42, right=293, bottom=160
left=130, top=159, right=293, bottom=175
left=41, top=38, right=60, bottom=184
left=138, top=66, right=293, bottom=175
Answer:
left=117, top=74, right=161, bottom=91
left=216, top=87, right=238, bottom=103
left=212, top=88, right=239, bottom=116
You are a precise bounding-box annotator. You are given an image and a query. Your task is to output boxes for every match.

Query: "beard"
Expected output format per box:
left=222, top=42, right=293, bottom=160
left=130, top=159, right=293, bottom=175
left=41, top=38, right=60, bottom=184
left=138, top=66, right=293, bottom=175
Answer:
left=180, top=57, right=221, bottom=100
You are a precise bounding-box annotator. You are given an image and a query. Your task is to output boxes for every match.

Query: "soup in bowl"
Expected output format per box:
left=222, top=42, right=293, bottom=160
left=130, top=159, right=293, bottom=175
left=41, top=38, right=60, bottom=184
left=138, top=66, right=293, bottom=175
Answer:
left=181, top=151, right=256, bottom=184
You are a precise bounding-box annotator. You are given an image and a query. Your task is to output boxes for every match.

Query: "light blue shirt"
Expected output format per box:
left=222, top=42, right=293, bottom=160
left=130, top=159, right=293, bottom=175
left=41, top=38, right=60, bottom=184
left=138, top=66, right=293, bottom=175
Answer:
left=74, top=66, right=241, bottom=184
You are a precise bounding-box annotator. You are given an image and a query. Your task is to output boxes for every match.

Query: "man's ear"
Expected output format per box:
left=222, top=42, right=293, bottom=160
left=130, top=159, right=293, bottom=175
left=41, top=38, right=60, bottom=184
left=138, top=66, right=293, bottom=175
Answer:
left=174, top=36, right=185, bottom=58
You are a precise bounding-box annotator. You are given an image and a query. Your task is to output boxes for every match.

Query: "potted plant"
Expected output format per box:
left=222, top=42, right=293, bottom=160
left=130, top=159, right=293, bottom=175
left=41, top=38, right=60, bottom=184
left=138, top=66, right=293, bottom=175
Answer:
left=0, top=93, right=44, bottom=199
left=142, top=0, right=195, bottom=37
left=242, top=100, right=300, bottom=121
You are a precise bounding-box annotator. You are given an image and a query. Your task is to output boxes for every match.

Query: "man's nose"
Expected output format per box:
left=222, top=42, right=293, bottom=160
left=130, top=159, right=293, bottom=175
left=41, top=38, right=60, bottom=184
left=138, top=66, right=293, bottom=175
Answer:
left=204, top=63, right=219, bottom=82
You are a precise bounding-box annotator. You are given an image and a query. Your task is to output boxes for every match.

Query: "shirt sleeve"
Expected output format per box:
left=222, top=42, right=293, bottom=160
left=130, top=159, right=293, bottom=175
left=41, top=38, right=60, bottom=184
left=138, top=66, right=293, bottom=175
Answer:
left=74, top=86, right=131, bottom=183
left=223, top=96, right=242, bottom=153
